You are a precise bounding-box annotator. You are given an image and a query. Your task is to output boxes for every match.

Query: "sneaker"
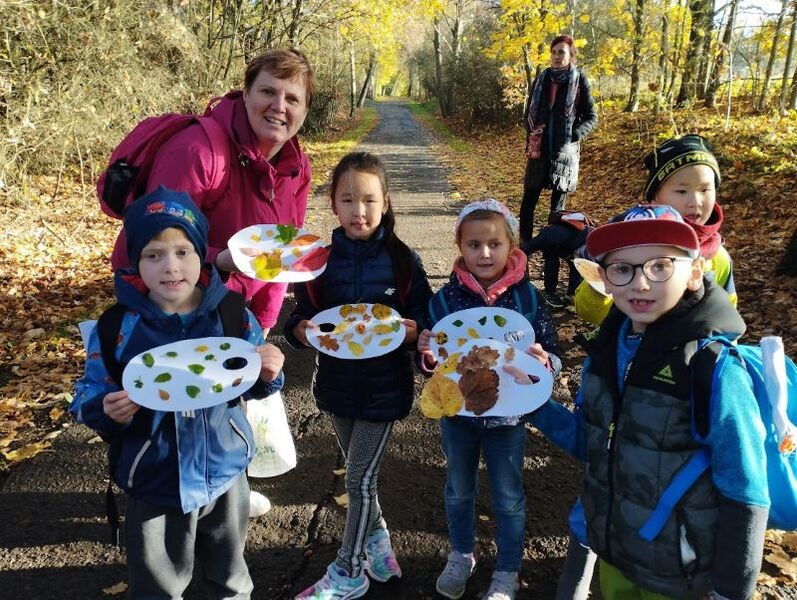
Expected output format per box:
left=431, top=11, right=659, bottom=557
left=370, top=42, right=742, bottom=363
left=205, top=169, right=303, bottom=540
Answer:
left=543, top=291, right=566, bottom=309
left=435, top=551, right=477, bottom=600
left=249, top=490, right=271, bottom=518
left=485, top=571, right=519, bottom=600
left=295, top=562, right=370, bottom=600
left=363, top=528, right=402, bottom=582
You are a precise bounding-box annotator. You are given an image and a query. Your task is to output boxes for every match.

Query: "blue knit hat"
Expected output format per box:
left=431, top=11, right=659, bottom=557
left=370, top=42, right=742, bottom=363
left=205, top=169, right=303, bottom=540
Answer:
left=124, top=186, right=208, bottom=266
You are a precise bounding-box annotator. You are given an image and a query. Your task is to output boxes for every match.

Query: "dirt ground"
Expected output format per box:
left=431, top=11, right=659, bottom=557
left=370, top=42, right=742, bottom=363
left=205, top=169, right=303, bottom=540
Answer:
left=3, top=100, right=784, bottom=600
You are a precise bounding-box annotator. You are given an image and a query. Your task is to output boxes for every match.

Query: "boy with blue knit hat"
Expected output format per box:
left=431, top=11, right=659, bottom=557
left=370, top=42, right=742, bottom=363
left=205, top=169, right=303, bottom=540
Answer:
left=71, top=186, right=285, bottom=599
left=528, top=204, right=769, bottom=599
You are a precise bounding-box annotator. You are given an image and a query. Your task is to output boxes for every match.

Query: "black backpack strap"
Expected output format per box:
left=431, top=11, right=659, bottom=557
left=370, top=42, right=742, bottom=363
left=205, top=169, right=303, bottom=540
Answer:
left=218, top=291, right=247, bottom=337
left=96, top=304, right=128, bottom=387
left=689, top=339, right=734, bottom=440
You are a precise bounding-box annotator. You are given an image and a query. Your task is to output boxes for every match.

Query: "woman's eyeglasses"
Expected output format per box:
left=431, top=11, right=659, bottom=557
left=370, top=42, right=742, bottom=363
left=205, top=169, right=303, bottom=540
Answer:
left=601, top=257, right=694, bottom=286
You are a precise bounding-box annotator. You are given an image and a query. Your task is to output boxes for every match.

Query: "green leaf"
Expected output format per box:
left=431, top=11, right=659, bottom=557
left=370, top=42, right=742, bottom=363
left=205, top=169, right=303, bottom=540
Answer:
left=185, top=385, right=201, bottom=399
left=211, top=383, right=224, bottom=393
left=163, top=351, right=178, bottom=358
left=275, top=224, right=299, bottom=244
left=494, top=315, right=507, bottom=327
left=154, top=372, right=172, bottom=383
left=478, top=316, right=487, bottom=326
left=204, top=354, right=216, bottom=361
left=187, top=364, right=205, bottom=375
left=391, top=320, right=401, bottom=332
left=141, top=353, right=154, bottom=368
left=452, top=320, right=463, bottom=327
left=219, top=342, right=231, bottom=351
left=134, top=377, right=144, bottom=389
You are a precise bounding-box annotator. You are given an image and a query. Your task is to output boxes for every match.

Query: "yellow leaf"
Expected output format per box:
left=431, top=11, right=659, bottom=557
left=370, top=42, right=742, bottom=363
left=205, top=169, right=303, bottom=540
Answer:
left=2, top=441, right=51, bottom=463
left=334, top=493, right=349, bottom=508
left=332, top=468, right=346, bottom=476
left=49, top=406, right=64, bottom=421
left=102, top=582, right=128, bottom=595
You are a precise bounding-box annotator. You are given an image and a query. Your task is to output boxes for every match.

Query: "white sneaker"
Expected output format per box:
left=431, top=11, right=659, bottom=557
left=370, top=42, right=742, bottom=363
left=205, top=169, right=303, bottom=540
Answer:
left=485, top=570, right=519, bottom=600
left=435, top=551, right=476, bottom=599
left=249, top=490, right=271, bottom=518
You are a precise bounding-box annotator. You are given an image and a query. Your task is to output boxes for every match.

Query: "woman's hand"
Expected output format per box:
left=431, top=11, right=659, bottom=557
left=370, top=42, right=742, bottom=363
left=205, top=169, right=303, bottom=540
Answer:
left=402, top=319, right=419, bottom=345
left=526, top=343, right=550, bottom=367
left=214, top=248, right=238, bottom=273
left=103, top=390, right=140, bottom=425
left=293, top=319, right=317, bottom=347
left=257, top=343, right=284, bottom=382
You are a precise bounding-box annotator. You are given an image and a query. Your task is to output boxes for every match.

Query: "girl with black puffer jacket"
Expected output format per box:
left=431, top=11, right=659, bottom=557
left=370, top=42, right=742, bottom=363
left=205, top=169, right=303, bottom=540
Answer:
left=285, top=152, right=432, bottom=600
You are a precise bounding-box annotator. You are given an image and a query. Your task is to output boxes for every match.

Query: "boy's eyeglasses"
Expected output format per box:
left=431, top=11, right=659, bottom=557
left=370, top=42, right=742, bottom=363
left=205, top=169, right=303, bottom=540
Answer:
left=601, top=256, right=694, bottom=286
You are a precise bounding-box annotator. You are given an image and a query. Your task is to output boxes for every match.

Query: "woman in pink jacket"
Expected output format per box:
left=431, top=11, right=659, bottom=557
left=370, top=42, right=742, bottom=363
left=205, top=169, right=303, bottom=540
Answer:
left=111, top=47, right=315, bottom=334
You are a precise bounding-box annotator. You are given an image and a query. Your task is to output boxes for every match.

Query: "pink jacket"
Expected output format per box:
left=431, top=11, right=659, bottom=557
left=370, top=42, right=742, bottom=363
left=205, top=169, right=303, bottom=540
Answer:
left=110, top=91, right=312, bottom=328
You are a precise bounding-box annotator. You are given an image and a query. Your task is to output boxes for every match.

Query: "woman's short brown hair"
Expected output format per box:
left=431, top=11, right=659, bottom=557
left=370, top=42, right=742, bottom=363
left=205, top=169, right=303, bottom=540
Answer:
left=244, top=48, right=316, bottom=108
left=550, top=34, right=577, bottom=62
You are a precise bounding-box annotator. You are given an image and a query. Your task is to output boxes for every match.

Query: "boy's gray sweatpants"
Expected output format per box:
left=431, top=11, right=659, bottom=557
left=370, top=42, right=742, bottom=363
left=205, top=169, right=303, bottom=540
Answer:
left=125, top=474, right=253, bottom=599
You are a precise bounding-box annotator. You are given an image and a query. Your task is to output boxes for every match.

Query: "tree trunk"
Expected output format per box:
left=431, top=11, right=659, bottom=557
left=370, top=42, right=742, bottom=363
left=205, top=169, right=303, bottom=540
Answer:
left=779, top=0, right=797, bottom=114
left=349, top=43, right=357, bottom=118
left=667, top=0, right=688, bottom=103
left=757, top=0, right=789, bottom=111
left=706, top=0, right=739, bottom=108
left=676, top=0, right=712, bottom=106
left=445, top=1, right=463, bottom=116
left=287, top=0, right=303, bottom=45
left=655, top=0, right=671, bottom=115
left=791, top=51, right=797, bottom=109
left=356, top=52, right=375, bottom=109
left=626, top=0, right=646, bottom=112
left=697, top=14, right=714, bottom=99
left=433, top=19, right=451, bottom=116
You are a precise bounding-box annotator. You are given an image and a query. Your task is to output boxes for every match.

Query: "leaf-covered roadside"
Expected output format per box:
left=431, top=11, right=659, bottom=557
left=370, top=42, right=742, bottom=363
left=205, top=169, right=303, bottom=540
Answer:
left=411, top=100, right=797, bottom=596
left=0, top=108, right=376, bottom=476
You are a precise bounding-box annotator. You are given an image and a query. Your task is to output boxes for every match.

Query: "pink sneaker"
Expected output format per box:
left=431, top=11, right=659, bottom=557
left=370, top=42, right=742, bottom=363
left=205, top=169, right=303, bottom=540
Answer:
left=295, top=562, right=369, bottom=600
left=363, top=528, right=402, bottom=582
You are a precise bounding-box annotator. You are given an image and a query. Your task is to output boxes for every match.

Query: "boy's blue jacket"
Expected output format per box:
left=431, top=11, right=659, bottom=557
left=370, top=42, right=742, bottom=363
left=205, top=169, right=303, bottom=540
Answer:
left=529, top=281, right=769, bottom=598
left=284, top=226, right=432, bottom=421
left=71, top=266, right=283, bottom=513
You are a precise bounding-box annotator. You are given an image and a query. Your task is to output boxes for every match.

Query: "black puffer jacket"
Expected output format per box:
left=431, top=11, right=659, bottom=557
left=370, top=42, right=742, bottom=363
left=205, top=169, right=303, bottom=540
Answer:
left=285, top=226, right=432, bottom=421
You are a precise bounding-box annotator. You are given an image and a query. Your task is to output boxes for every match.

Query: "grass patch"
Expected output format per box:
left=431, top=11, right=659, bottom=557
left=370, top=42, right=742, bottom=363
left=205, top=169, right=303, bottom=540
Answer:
left=407, top=101, right=471, bottom=153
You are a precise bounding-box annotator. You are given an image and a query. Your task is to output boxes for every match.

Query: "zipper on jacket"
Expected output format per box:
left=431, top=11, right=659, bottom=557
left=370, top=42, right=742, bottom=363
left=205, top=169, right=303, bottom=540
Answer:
left=229, top=417, right=251, bottom=458
left=127, top=440, right=152, bottom=488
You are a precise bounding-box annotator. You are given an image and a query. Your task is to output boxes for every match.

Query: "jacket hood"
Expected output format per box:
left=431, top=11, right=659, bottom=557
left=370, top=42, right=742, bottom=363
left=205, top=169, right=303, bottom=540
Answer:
left=114, top=265, right=230, bottom=325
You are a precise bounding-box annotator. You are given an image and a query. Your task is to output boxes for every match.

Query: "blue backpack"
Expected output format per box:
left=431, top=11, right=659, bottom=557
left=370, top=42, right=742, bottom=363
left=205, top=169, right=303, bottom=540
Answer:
left=639, top=336, right=797, bottom=542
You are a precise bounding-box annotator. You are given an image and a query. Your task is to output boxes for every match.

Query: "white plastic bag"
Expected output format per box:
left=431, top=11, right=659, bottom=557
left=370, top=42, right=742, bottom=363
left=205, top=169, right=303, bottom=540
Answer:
left=246, top=390, right=297, bottom=478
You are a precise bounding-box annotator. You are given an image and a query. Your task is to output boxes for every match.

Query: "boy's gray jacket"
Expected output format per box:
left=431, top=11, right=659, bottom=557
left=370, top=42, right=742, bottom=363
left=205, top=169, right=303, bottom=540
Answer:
left=579, top=282, right=767, bottom=598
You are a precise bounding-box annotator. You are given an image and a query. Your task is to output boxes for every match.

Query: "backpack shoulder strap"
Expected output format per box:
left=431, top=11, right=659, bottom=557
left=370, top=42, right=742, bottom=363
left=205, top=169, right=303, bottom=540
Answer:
left=690, top=337, right=736, bottom=440
left=196, top=116, right=231, bottom=210
left=512, top=281, right=538, bottom=324
left=96, top=304, right=128, bottom=387
left=218, top=291, right=247, bottom=338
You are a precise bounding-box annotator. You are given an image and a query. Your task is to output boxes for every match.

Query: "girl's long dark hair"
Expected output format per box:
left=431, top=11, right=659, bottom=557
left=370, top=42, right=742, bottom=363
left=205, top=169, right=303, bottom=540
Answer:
left=330, top=152, right=414, bottom=304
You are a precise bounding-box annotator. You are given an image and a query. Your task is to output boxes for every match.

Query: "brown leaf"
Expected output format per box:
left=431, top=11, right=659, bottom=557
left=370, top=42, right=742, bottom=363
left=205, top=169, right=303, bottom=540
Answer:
left=459, top=368, right=499, bottom=415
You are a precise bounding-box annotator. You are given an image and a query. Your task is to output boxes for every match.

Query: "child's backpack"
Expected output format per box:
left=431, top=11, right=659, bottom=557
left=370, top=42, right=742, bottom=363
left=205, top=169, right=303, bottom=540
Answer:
left=94, top=291, right=247, bottom=547
left=638, top=336, right=797, bottom=542
left=428, top=279, right=539, bottom=327
left=97, top=98, right=230, bottom=219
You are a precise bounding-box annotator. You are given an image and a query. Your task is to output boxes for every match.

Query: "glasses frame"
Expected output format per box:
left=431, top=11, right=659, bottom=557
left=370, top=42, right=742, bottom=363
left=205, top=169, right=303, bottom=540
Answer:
left=600, top=256, right=695, bottom=287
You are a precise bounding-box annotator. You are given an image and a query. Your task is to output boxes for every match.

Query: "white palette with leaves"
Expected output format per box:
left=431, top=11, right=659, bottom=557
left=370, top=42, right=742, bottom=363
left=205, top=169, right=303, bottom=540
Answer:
left=228, top=224, right=328, bottom=282
left=307, top=303, right=406, bottom=360
left=430, top=307, right=535, bottom=361
left=122, top=337, right=262, bottom=412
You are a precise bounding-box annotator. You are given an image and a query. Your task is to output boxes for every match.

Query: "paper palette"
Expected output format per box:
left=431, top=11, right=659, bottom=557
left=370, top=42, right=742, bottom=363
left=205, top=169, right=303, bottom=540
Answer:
left=430, top=307, right=534, bottom=361
left=307, top=303, right=406, bottom=360
left=228, top=224, right=328, bottom=283
left=437, top=338, right=553, bottom=417
left=122, top=337, right=262, bottom=412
